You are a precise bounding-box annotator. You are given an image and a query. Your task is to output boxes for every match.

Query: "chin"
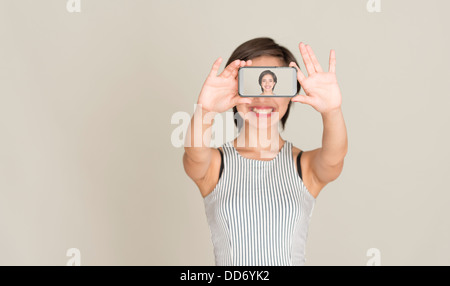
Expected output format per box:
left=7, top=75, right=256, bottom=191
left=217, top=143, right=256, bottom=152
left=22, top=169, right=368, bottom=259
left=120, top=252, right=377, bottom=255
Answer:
left=247, top=119, right=280, bottom=130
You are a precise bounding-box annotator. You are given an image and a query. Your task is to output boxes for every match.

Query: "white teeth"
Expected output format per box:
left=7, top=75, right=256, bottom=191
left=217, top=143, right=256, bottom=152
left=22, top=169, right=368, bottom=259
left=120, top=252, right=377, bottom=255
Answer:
left=252, top=108, right=273, bottom=114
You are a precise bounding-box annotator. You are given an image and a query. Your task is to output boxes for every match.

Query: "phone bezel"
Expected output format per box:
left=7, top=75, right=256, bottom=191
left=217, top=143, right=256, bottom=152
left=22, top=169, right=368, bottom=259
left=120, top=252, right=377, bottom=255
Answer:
left=238, top=66, right=298, bottom=97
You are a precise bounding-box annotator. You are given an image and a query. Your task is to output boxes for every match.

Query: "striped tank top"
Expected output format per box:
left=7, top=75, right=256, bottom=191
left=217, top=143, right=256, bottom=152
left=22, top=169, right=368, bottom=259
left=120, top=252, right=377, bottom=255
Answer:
left=203, top=140, right=316, bottom=266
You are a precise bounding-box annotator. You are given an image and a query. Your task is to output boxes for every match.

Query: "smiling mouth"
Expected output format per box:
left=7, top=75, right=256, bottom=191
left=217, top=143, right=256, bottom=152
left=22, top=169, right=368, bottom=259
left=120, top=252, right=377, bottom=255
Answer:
left=251, top=107, right=274, bottom=114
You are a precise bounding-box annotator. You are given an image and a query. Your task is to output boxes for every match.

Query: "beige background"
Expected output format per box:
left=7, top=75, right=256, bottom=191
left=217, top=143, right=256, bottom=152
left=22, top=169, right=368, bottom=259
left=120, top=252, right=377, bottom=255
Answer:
left=0, top=0, right=449, bottom=265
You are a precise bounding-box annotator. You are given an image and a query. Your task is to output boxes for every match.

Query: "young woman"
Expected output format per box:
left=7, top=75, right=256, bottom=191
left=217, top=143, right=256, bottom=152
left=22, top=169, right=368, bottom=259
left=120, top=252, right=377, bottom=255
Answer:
left=183, top=37, right=348, bottom=266
left=258, top=70, right=277, bottom=96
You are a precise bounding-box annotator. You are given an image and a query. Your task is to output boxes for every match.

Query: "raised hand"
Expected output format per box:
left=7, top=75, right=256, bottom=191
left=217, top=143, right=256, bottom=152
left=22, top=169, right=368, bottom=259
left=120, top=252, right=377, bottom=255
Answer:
left=197, top=57, right=253, bottom=114
left=289, top=43, right=342, bottom=115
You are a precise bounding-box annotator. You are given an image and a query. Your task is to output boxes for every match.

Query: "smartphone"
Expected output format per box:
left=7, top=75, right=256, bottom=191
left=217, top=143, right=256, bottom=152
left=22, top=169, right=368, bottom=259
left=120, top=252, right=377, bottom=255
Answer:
left=238, top=66, right=298, bottom=97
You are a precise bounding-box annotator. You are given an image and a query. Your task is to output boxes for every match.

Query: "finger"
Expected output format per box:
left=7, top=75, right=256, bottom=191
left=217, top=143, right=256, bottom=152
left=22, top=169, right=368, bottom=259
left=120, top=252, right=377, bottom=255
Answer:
left=329, top=49, right=336, bottom=73
left=209, top=57, right=223, bottom=77
left=234, top=59, right=253, bottom=79
left=230, top=60, right=246, bottom=79
left=306, top=44, right=323, bottom=73
left=220, top=59, right=241, bottom=78
left=291, top=94, right=313, bottom=105
left=289, top=61, right=306, bottom=82
left=233, top=95, right=252, bottom=106
left=299, top=42, right=316, bottom=76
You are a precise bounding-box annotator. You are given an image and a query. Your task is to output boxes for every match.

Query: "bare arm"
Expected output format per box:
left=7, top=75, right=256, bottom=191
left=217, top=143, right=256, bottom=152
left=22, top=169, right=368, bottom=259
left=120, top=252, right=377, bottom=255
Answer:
left=314, top=108, right=348, bottom=183
left=183, top=57, right=252, bottom=183
left=290, top=43, right=348, bottom=186
left=183, top=105, right=217, bottom=181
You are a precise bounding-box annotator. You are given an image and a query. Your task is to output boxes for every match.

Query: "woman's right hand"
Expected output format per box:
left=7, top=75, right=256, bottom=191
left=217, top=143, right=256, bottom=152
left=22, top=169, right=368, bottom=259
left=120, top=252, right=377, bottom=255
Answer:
left=197, top=57, right=253, bottom=113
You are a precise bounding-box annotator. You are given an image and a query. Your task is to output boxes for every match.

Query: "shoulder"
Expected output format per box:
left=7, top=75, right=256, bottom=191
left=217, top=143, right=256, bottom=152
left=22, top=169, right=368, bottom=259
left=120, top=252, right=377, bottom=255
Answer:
left=291, top=144, right=327, bottom=199
left=291, top=145, right=302, bottom=157
left=291, top=144, right=322, bottom=168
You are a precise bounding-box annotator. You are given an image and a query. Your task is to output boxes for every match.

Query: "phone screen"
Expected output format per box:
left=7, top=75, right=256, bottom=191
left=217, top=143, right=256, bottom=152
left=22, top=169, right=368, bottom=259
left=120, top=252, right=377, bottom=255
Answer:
left=238, top=66, right=298, bottom=97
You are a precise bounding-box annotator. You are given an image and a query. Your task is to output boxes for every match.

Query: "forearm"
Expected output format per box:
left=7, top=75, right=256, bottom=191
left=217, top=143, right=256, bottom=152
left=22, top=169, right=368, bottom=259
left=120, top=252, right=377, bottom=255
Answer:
left=184, top=104, right=218, bottom=162
left=320, top=107, right=348, bottom=165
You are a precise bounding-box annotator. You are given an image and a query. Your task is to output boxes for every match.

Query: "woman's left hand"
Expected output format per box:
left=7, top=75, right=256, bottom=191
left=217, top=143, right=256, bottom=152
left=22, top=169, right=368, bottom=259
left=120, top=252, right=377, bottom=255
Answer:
left=290, top=43, right=342, bottom=115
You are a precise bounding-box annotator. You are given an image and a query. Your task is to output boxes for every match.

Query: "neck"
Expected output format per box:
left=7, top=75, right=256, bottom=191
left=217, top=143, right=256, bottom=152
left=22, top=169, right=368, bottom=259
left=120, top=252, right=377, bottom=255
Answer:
left=235, top=121, right=284, bottom=156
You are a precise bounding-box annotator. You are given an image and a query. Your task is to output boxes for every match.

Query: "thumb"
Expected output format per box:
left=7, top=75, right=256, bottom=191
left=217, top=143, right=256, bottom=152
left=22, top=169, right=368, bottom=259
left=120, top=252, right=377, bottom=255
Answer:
left=233, top=96, right=252, bottom=106
left=291, top=94, right=312, bottom=105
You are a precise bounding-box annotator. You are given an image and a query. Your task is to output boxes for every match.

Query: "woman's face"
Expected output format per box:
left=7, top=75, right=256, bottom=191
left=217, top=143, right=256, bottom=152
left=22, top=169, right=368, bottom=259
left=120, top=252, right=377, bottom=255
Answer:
left=236, top=55, right=291, bottom=130
left=261, top=74, right=275, bottom=93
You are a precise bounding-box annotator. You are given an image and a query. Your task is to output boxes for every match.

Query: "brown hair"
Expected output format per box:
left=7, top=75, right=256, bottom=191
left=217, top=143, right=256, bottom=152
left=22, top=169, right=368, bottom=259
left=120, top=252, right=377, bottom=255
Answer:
left=226, top=37, right=301, bottom=131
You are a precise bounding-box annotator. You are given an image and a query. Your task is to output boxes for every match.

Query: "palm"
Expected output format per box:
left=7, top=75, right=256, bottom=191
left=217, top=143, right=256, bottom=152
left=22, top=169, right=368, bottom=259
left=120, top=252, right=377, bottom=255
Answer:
left=290, top=43, right=342, bottom=114
left=300, top=72, right=341, bottom=113
left=198, top=58, right=252, bottom=113
left=200, top=76, right=238, bottom=112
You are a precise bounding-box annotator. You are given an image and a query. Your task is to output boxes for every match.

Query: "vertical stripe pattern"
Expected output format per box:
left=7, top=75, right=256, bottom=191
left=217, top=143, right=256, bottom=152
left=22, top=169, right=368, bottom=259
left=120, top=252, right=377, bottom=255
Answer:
left=203, top=140, right=316, bottom=266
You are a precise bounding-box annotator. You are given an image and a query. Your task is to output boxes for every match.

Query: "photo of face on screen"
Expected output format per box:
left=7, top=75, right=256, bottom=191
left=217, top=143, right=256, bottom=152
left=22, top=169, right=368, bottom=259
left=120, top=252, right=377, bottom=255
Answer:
left=238, top=66, right=298, bottom=97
